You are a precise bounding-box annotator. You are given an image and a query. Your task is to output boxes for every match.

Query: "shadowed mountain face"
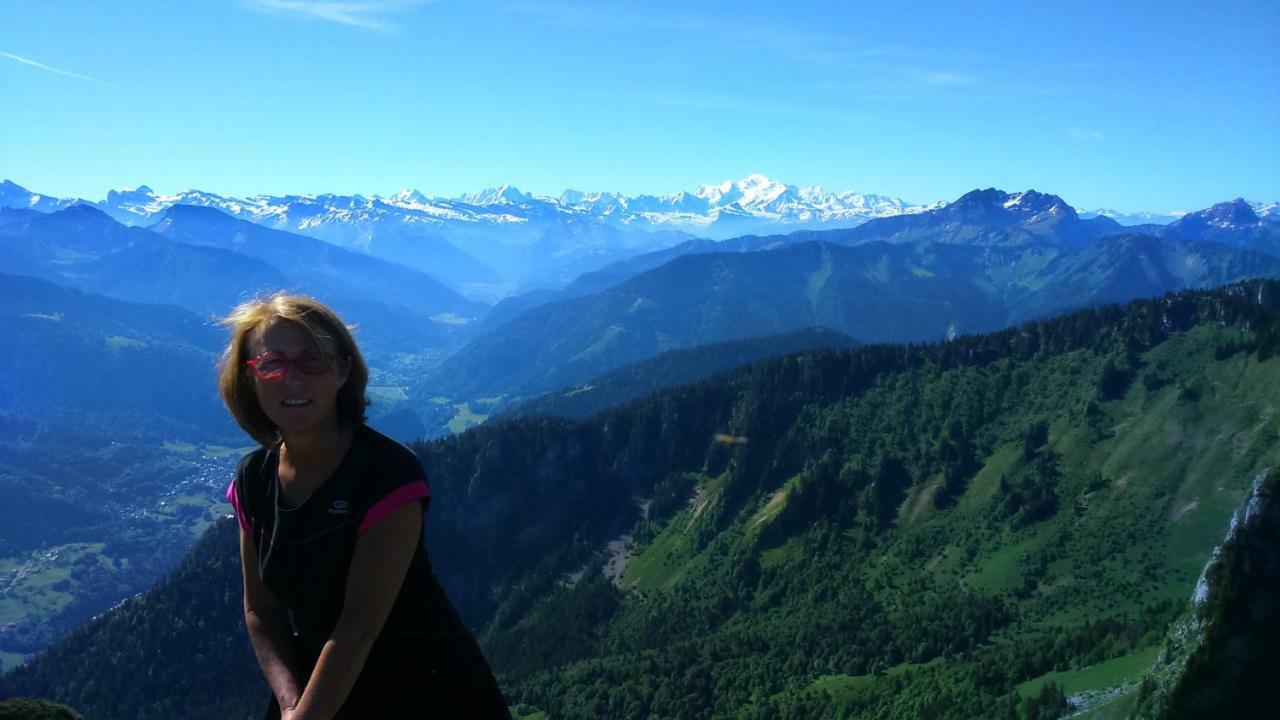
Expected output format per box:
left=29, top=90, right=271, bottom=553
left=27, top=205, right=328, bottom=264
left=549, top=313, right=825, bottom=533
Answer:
left=1160, top=198, right=1280, bottom=254
left=0, top=205, right=289, bottom=318
left=498, top=327, right=860, bottom=422
left=425, top=241, right=1009, bottom=403
left=146, top=204, right=482, bottom=358
left=148, top=205, right=481, bottom=319
left=0, top=273, right=230, bottom=437
left=422, top=235, right=1280, bottom=414
left=0, top=204, right=481, bottom=363
left=814, top=188, right=1121, bottom=249
left=1133, top=470, right=1280, bottom=718
left=1006, top=234, right=1280, bottom=323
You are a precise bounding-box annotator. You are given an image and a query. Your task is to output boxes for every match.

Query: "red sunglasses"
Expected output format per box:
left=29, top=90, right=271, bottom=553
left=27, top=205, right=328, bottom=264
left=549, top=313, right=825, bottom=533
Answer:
left=245, top=350, right=334, bottom=381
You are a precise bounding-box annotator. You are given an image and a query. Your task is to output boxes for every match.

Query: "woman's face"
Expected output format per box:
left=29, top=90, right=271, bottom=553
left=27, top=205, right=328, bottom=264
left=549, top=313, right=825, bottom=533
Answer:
left=247, top=318, right=349, bottom=438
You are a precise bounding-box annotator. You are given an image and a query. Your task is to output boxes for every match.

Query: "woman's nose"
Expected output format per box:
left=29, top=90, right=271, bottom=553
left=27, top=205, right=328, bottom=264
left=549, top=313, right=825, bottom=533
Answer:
left=280, top=361, right=308, bottom=383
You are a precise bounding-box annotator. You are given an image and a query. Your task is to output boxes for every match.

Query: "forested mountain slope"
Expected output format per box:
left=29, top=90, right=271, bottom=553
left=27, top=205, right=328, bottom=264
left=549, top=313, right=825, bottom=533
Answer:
left=5, top=281, right=1279, bottom=718
left=441, top=283, right=1277, bottom=718
left=0, top=521, right=262, bottom=719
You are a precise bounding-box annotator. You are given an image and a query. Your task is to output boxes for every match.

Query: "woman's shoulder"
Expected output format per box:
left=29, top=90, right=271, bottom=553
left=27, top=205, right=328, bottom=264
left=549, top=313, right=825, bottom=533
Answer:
left=234, top=445, right=275, bottom=491
left=236, top=444, right=273, bottom=472
left=355, top=425, right=425, bottom=475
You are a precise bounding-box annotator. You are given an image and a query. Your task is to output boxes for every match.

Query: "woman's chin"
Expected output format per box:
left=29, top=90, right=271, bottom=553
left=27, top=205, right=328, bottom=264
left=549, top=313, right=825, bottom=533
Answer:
left=270, top=406, right=334, bottom=435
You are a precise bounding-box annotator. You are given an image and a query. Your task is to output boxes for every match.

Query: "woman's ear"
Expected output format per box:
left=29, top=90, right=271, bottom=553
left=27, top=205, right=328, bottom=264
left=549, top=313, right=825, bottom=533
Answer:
left=336, top=355, right=352, bottom=388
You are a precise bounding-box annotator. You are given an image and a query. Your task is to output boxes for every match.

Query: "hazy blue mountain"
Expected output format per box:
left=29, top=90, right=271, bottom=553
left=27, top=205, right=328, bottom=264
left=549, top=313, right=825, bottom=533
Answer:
left=817, top=188, right=1121, bottom=249
left=0, top=205, right=289, bottom=318
left=148, top=205, right=480, bottom=318
left=0, top=272, right=230, bottom=437
left=0, top=205, right=479, bottom=364
left=1010, top=234, right=1280, bottom=323
left=146, top=204, right=481, bottom=357
left=498, top=327, right=859, bottom=422
left=0, top=180, right=81, bottom=214
left=476, top=234, right=789, bottom=334
left=423, top=241, right=1011, bottom=404
left=421, top=235, right=1280, bottom=426
left=1079, top=208, right=1183, bottom=225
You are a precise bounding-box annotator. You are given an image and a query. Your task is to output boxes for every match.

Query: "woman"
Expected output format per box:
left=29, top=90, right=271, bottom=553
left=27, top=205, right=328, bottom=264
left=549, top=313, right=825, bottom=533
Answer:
left=219, top=293, right=509, bottom=719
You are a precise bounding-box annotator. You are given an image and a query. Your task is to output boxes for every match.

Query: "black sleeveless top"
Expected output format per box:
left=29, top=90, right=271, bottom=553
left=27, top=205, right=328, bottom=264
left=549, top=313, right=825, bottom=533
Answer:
left=226, top=424, right=468, bottom=650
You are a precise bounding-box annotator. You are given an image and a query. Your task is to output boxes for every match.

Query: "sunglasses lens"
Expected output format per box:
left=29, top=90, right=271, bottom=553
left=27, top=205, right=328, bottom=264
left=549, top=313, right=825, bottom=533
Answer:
left=248, top=351, right=331, bottom=379
left=257, top=358, right=289, bottom=378
left=298, top=352, right=330, bottom=374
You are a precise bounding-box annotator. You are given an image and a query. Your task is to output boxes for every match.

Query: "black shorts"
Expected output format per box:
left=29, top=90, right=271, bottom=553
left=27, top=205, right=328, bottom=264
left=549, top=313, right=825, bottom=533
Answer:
left=263, top=631, right=510, bottom=720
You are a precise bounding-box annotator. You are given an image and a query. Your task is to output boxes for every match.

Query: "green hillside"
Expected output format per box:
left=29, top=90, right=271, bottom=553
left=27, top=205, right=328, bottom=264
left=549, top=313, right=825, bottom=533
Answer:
left=5, top=281, right=1278, bottom=717
left=472, top=326, right=1273, bottom=717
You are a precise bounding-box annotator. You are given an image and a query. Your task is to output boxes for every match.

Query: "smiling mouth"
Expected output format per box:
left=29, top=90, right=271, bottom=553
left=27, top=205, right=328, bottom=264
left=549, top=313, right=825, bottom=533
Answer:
left=282, top=398, right=312, bottom=407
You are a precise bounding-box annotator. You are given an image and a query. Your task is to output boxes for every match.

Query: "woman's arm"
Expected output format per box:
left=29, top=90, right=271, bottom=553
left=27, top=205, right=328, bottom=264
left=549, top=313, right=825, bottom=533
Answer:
left=240, top=528, right=306, bottom=712
left=287, top=500, right=424, bottom=720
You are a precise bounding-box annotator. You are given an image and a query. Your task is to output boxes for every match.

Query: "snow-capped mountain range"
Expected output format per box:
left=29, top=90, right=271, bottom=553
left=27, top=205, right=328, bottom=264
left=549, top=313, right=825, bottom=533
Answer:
left=2, top=174, right=935, bottom=236
left=7, top=175, right=1271, bottom=238
left=3, top=176, right=1276, bottom=301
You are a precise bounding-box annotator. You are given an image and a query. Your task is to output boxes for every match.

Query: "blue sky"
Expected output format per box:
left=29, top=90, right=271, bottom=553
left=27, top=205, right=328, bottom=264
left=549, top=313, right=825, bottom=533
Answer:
left=1, top=0, right=1277, bottom=212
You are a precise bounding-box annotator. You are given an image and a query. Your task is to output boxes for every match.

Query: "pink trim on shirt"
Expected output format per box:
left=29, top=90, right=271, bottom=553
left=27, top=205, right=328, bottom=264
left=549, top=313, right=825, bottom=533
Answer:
left=226, top=480, right=252, bottom=535
left=357, top=480, right=430, bottom=536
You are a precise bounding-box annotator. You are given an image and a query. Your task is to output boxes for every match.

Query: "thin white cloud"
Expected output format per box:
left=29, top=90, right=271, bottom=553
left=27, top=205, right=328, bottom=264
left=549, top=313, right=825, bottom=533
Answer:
left=249, top=0, right=432, bottom=31
left=504, top=3, right=984, bottom=94
left=918, top=71, right=974, bottom=87
left=1068, top=128, right=1105, bottom=142
left=0, top=50, right=112, bottom=86
left=611, top=89, right=882, bottom=125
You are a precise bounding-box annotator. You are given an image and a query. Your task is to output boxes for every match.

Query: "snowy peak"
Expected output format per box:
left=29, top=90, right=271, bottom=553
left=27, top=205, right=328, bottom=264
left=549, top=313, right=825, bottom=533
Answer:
left=1170, top=198, right=1268, bottom=232
left=950, top=188, right=1075, bottom=222
left=0, top=180, right=80, bottom=213
left=387, top=188, right=430, bottom=206
left=686, top=173, right=913, bottom=221
left=1251, top=201, right=1280, bottom=220
left=459, top=185, right=530, bottom=206
left=1079, top=208, right=1183, bottom=226
left=1203, top=198, right=1261, bottom=225
left=692, top=173, right=789, bottom=209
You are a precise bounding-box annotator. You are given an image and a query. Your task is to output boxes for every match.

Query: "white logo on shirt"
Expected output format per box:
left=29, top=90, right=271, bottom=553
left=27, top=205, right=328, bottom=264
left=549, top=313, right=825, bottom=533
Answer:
left=328, top=500, right=350, bottom=515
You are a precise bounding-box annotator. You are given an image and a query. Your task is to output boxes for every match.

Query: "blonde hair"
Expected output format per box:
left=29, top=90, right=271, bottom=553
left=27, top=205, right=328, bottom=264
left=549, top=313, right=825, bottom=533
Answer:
left=217, top=292, right=369, bottom=446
